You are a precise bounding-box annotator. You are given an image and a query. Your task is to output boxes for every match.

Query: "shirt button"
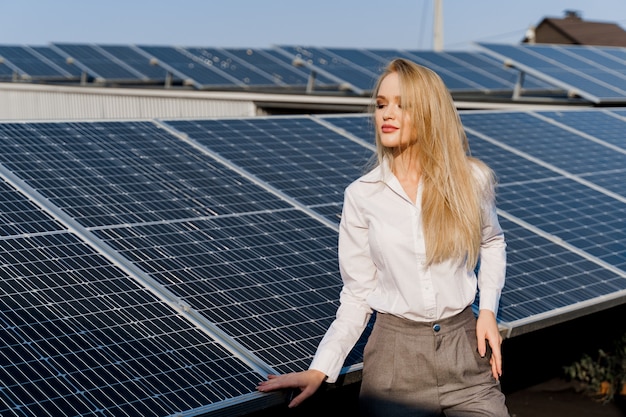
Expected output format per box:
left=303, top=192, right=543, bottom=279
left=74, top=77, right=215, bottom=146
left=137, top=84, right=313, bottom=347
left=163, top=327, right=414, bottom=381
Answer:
left=433, top=324, right=441, bottom=332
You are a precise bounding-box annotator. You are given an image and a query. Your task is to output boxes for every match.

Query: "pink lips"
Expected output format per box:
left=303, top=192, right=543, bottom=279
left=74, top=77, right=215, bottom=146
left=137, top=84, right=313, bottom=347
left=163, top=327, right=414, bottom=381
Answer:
left=381, top=124, right=398, bottom=133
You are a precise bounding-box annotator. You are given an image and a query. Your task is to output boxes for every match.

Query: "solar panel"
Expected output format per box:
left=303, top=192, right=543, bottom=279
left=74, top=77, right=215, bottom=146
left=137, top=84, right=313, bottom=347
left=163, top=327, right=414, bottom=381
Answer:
left=91, top=210, right=346, bottom=376
left=29, top=46, right=84, bottom=78
left=51, top=43, right=148, bottom=82
left=461, top=111, right=626, bottom=176
left=0, top=42, right=580, bottom=99
left=97, top=44, right=173, bottom=81
left=135, top=45, right=242, bottom=89
left=276, top=46, right=557, bottom=95
left=0, top=119, right=361, bottom=415
left=497, top=216, right=626, bottom=330
left=2, top=108, right=626, bottom=415
left=355, top=48, right=513, bottom=91
left=275, top=46, right=377, bottom=93
left=477, top=43, right=626, bottom=103
left=162, top=116, right=374, bottom=223
left=0, top=121, right=294, bottom=227
left=258, top=48, right=342, bottom=87
left=317, top=113, right=375, bottom=145
left=497, top=177, right=626, bottom=270
left=184, top=47, right=285, bottom=87
left=0, top=46, right=74, bottom=81
left=0, top=180, right=274, bottom=416
left=221, top=48, right=314, bottom=86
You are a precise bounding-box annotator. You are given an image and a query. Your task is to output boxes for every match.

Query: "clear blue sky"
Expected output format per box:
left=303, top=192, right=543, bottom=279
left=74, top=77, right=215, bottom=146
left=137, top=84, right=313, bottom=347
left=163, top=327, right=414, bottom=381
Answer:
left=1, top=0, right=626, bottom=50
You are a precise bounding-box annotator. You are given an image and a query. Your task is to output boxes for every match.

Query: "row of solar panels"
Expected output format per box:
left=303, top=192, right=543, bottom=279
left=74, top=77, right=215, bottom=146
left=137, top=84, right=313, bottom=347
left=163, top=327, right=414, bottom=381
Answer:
left=0, top=43, right=558, bottom=95
left=1, top=108, right=626, bottom=416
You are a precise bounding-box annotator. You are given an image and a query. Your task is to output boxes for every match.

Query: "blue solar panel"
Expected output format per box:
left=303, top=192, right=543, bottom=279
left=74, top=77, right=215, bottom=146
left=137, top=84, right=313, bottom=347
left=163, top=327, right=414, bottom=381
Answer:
left=0, top=121, right=293, bottom=227
left=498, top=178, right=626, bottom=270
left=135, top=45, right=240, bottom=89
left=184, top=47, right=284, bottom=87
left=223, top=48, right=314, bottom=86
left=0, top=181, right=65, bottom=235
left=317, top=113, right=375, bottom=144
left=461, top=111, right=626, bottom=176
left=370, top=49, right=513, bottom=91
left=30, top=46, right=85, bottom=78
left=92, top=210, right=349, bottom=376
left=497, top=217, right=626, bottom=328
left=51, top=43, right=147, bottom=81
left=163, top=116, right=373, bottom=222
left=538, top=109, right=626, bottom=151
left=259, top=48, right=341, bottom=87
left=98, top=44, right=173, bottom=81
left=277, top=46, right=556, bottom=94
left=478, top=43, right=626, bottom=103
left=0, top=118, right=361, bottom=414
left=275, top=46, right=378, bottom=93
left=0, top=46, right=73, bottom=80
left=0, top=178, right=274, bottom=416
left=2, top=108, right=626, bottom=415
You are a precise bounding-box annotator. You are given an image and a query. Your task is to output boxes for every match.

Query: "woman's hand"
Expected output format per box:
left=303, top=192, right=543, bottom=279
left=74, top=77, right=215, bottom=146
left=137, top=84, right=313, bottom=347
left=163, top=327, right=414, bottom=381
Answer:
left=476, top=309, right=503, bottom=380
left=256, top=369, right=327, bottom=408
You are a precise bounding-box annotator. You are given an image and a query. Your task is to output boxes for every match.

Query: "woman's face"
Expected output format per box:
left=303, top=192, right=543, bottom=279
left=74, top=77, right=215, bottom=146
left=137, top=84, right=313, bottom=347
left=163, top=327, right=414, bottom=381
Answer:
left=375, top=72, right=414, bottom=149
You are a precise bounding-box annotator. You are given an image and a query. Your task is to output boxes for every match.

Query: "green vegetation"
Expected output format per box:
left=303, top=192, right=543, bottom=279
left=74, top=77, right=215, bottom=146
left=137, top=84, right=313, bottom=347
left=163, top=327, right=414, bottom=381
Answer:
left=563, top=332, right=626, bottom=403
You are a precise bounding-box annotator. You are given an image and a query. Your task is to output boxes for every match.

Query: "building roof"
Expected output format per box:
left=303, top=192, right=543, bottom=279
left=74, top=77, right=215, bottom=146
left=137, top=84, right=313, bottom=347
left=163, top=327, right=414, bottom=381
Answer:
left=524, top=10, right=626, bottom=47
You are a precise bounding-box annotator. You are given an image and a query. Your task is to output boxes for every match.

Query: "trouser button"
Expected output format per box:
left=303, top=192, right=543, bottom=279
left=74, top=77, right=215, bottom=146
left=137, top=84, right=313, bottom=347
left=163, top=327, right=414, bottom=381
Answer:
left=433, top=324, right=441, bottom=332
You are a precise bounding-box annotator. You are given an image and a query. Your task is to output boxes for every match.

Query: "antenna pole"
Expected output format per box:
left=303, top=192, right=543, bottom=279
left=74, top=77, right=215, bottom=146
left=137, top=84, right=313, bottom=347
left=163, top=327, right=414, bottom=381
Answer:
left=433, top=0, right=444, bottom=51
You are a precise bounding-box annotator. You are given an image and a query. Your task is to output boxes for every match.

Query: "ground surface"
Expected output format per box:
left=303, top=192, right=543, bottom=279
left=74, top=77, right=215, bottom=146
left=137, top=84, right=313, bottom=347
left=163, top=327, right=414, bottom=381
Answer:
left=505, top=377, right=625, bottom=417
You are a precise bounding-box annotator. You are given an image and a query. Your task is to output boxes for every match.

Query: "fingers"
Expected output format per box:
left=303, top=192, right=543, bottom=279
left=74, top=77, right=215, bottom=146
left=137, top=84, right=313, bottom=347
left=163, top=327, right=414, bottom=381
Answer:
left=256, top=370, right=326, bottom=408
left=288, top=386, right=315, bottom=408
left=256, top=374, right=286, bottom=392
left=477, top=336, right=487, bottom=357
left=489, top=341, right=503, bottom=380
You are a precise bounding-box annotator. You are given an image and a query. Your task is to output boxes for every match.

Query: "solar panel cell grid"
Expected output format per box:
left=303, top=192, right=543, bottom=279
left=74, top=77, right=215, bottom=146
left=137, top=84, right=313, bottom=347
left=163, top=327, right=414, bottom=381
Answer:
left=0, top=233, right=264, bottom=417
left=164, top=117, right=372, bottom=219
left=92, top=210, right=344, bottom=375
left=462, top=111, right=626, bottom=175
left=496, top=218, right=626, bottom=323
left=0, top=121, right=294, bottom=228
left=0, top=182, right=65, bottom=235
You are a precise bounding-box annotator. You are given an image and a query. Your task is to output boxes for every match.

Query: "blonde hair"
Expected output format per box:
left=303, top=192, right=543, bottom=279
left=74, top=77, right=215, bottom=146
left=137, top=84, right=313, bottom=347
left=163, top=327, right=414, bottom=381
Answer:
left=370, top=58, right=496, bottom=269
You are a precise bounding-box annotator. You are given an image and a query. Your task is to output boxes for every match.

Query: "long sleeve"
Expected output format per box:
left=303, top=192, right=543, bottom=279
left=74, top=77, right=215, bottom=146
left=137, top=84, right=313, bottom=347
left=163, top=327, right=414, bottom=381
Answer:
left=476, top=186, right=507, bottom=315
left=309, top=185, right=376, bottom=383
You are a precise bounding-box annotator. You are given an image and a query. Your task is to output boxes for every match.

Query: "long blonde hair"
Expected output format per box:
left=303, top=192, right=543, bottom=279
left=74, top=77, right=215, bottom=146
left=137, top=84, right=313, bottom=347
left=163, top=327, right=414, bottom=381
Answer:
left=370, top=58, right=496, bottom=269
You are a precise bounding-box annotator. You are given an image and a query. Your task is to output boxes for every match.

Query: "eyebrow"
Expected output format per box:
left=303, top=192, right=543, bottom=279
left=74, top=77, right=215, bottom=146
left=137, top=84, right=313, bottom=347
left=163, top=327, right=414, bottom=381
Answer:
left=376, top=95, right=400, bottom=101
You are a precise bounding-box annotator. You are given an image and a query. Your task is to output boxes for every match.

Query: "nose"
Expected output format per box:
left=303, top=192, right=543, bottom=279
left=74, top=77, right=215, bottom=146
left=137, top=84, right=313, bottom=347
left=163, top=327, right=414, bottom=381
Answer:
left=383, top=105, right=395, bottom=120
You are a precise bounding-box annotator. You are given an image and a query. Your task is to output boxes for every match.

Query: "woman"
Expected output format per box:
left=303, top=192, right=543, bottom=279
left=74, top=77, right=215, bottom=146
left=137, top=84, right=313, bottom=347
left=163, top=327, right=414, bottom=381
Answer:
left=257, top=58, right=508, bottom=416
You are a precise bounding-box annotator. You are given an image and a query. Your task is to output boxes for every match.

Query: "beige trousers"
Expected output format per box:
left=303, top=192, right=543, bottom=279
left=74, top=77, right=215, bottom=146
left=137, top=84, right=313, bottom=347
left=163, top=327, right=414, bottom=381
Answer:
left=359, top=307, right=509, bottom=417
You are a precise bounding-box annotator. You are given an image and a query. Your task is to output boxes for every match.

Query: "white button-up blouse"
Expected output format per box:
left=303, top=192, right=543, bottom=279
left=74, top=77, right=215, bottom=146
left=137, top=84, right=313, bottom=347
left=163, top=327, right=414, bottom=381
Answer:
left=309, top=159, right=507, bottom=383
